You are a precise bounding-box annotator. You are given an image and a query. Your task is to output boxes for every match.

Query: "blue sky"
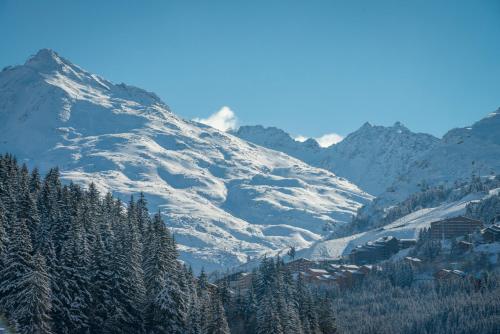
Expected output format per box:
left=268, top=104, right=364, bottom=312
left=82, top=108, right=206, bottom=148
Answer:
left=1, top=0, right=499, bottom=140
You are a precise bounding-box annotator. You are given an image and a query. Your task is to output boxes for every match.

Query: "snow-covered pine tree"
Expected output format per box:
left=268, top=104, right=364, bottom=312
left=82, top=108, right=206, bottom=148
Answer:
left=52, top=212, right=91, bottom=334
left=206, top=295, right=230, bottom=334
left=144, top=212, right=186, bottom=333
left=17, top=164, right=41, bottom=246
left=0, top=201, right=7, bottom=269
left=89, top=230, right=114, bottom=333
left=0, top=219, right=34, bottom=320
left=256, top=294, right=283, bottom=334
left=316, top=295, right=336, bottom=334
left=136, top=192, right=151, bottom=238
left=107, top=199, right=146, bottom=334
left=155, top=270, right=188, bottom=334
left=29, top=167, right=42, bottom=195
left=15, top=253, right=53, bottom=334
left=295, top=272, right=320, bottom=334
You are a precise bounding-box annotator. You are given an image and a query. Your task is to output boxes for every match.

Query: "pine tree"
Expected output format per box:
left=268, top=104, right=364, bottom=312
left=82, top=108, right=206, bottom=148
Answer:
left=15, top=253, right=53, bottom=334
left=296, top=273, right=320, bottom=334
left=256, top=294, right=283, bottom=334
left=207, top=296, right=230, bottom=334
left=107, top=202, right=146, bottom=334
left=52, top=213, right=91, bottom=334
left=136, top=192, right=151, bottom=238
left=89, top=230, right=114, bottom=333
left=144, top=212, right=187, bottom=333
left=317, top=295, right=336, bottom=334
left=0, top=201, right=7, bottom=268
left=0, top=219, right=34, bottom=320
left=17, top=174, right=40, bottom=247
left=29, top=167, right=42, bottom=195
left=185, top=267, right=203, bottom=334
left=156, top=271, right=188, bottom=333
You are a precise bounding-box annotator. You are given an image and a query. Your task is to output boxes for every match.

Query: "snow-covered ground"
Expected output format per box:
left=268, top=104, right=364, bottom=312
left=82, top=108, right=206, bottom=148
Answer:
left=0, top=49, right=372, bottom=272
left=300, top=191, right=491, bottom=261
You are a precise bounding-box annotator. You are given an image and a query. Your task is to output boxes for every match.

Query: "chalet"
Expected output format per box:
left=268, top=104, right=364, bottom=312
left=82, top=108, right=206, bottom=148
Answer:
left=434, top=269, right=466, bottom=280
left=404, top=257, right=423, bottom=270
left=340, top=264, right=360, bottom=271
left=349, top=236, right=400, bottom=265
left=482, top=224, right=500, bottom=243
left=358, top=265, right=375, bottom=274
left=314, top=274, right=337, bottom=288
left=430, top=216, right=482, bottom=240
left=306, top=268, right=329, bottom=277
left=457, top=240, right=473, bottom=252
left=286, top=258, right=316, bottom=273
left=404, top=256, right=422, bottom=263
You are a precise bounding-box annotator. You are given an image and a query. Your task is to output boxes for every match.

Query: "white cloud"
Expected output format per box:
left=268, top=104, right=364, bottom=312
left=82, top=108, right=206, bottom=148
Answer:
left=294, top=135, right=308, bottom=142
left=294, top=133, right=344, bottom=147
left=315, top=133, right=344, bottom=147
left=194, top=106, right=238, bottom=132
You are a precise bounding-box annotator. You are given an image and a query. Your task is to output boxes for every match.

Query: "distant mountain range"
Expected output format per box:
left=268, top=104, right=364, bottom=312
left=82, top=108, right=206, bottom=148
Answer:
left=235, top=110, right=500, bottom=202
left=235, top=122, right=439, bottom=196
left=0, top=49, right=372, bottom=272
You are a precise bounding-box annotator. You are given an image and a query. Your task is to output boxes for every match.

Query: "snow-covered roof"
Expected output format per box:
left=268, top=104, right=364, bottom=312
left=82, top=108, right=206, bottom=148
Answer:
left=308, top=268, right=329, bottom=274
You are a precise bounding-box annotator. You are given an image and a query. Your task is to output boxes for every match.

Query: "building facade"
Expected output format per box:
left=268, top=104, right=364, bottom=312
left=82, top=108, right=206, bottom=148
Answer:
left=430, top=216, right=482, bottom=239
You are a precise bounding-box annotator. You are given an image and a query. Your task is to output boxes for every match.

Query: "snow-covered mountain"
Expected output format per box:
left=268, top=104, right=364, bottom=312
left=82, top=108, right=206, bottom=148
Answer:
left=0, top=49, right=372, bottom=272
left=235, top=122, right=439, bottom=195
left=383, top=110, right=500, bottom=202
left=237, top=110, right=500, bottom=203
left=234, top=125, right=326, bottom=168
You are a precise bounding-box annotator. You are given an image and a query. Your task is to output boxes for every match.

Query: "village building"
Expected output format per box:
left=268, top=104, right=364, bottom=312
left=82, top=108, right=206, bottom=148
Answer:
left=457, top=240, right=473, bottom=252
left=349, top=236, right=400, bottom=265
left=429, top=216, right=482, bottom=240
left=434, top=269, right=466, bottom=280
left=306, top=268, right=329, bottom=277
left=404, top=256, right=423, bottom=271
left=482, top=224, right=500, bottom=243
left=285, top=258, right=317, bottom=273
left=358, top=264, right=374, bottom=274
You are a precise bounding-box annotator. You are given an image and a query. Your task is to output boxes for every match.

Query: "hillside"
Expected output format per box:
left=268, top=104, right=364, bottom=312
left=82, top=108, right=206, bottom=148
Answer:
left=0, top=49, right=372, bottom=272
left=301, top=185, right=499, bottom=260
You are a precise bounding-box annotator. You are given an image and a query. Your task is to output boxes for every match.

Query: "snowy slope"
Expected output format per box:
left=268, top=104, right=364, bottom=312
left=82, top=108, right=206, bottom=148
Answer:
left=300, top=190, right=496, bottom=260
left=324, top=122, right=439, bottom=195
left=0, top=49, right=372, bottom=272
left=235, top=123, right=439, bottom=195
left=234, top=125, right=326, bottom=169
left=381, top=110, right=500, bottom=202
left=236, top=110, right=500, bottom=202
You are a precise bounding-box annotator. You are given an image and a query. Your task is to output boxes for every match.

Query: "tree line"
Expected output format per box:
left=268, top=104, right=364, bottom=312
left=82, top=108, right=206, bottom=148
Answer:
left=221, top=257, right=337, bottom=334
left=0, top=154, right=229, bottom=333
left=328, top=262, right=499, bottom=334
left=0, top=154, right=335, bottom=334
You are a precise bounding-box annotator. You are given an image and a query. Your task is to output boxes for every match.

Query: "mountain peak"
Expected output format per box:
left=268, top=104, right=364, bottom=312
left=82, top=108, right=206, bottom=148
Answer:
left=25, top=49, right=70, bottom=72
left=360, top=121, right=372, bottom=129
